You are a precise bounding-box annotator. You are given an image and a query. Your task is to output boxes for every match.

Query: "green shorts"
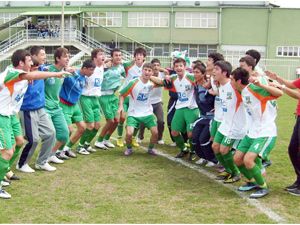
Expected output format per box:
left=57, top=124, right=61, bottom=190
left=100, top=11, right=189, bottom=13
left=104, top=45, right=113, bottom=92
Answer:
left=171, top=107, right=199, bottom=133
left=214, top=131, right=239, bottom=147
left=237, top=136, right=277, bottom=160
left=11, top=114, right=23, bottom=137
left=210, top=119, right=221, bottom=138
left=0, top=115, right=15, bottom=150
left=99, top=94, right=119, bottom=120
left=80, top=95, right=101, bottom=123
left=59, top=102, right=83, bottom=125
left=127, top=115, right=157, bottom=129
left=123, top=96, right=130, bottom=113
left=46, top=108, right=69, bottom=143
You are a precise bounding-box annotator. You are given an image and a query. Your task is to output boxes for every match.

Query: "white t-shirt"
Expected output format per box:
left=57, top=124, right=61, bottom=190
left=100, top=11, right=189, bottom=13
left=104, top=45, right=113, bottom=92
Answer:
left=150, top=72, right=164, bottom=104
left=82, top=66, right=103, bottom=96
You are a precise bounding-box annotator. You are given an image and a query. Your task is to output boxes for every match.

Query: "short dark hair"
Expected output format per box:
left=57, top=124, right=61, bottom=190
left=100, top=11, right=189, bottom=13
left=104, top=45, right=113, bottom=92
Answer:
left=151, top=58, right=161, bottom=64
left=111, top=48, right=121, bottom=57
left=91, top=48, right=104, bottom=60
left=54, top=47, right=69, bottom=64
left=214, top=60, right=232, bottom=78
left=193, top=63, right=206, bottom=75
left=239, top=55, right=256, bottom=70
left=143, top=62, right=154, bottom=70
left=173, top=58, right=186, bottom=66
left=11, top=49, right=31, bottom=67
left=245, top=49, right=261, bottom=65
left=192, top=59, right=203, bottom=65
left=208, top=52, right=224, bottom=63
left=134, top=47, right=147, bottom=57
left=30, top=46, right=45, bottom=56
left=232, top=67, right=249, bottom=85
left=82, top=59, right=96, bottom=69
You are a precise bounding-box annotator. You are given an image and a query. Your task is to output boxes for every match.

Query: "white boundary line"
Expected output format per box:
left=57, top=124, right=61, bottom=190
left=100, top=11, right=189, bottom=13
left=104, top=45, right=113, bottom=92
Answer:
left=111, top=137, right=287, bottom=223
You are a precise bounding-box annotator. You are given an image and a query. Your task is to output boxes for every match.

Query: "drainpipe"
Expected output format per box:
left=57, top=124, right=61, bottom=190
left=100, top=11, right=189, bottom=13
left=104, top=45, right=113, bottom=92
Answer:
left=265, top=7, right=271, bottom=59
left=218, top=7, right=222, bottom=52
left=169, top=6, right=174, bottom=58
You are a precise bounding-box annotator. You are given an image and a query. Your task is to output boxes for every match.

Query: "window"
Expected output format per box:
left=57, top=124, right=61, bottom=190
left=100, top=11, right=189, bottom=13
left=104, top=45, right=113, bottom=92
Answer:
left=84, top=12, right=122, bottom=27
left=172, top=44, right=217, bottom=58
left=175, top=12, right=217, bottom=28
left=128, top=12, right=169, bottom=27
left=0, top=13, right=23, bottom=27
left=277, top=46, right=300, bottom=57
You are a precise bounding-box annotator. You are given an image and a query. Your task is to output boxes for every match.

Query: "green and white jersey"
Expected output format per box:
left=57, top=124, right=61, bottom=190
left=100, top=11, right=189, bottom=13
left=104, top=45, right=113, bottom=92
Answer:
left=242, top=83, right=278, bottom=138
left=210, top=77, right=223, bottom=122
left=0, top=67, right=27, bottom=116
left=101, top=64, right=126, bottom=95
left=168, top=72, right=197, bottom=110
left=119, top=78, right=155, bottom=117
left=82, top=65, right=103, bottom=97
left=218, top=81, right=247, bottom=140
left=123, top=61, right=143, bottom=86
left=44, top=65, right=63, bottom=111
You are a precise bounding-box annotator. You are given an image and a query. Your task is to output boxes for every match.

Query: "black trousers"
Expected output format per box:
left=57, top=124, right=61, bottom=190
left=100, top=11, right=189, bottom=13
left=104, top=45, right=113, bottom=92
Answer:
left=288, top=116, right=300, bottom=184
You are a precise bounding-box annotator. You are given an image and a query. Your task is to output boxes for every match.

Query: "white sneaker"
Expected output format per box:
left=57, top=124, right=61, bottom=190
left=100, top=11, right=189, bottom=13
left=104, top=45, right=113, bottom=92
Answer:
left=16, top=164, right=35, bottom=173
left=1, top=180, right=10, bottom=187
left=77, top=147, right=90, bottom=155
left=35, top=162, right=56, bottom=172
left=86, top=146, right=96, bottom=152
left=136, top=138, right=143, bottom=144
left=0, top=189, right=11, bottom=199
left=195, top=158, right=207, bottom=165
left=158, top=139, right=165, bottom=145
left=104, top=140, right=115, bottom=148
left=48, top=155, right=64, bottom=164
left=94, top=141, right=108, bottom=150
left=205, top=161, right=216, bottom=167
left=169, top=142, right=176, bottom=147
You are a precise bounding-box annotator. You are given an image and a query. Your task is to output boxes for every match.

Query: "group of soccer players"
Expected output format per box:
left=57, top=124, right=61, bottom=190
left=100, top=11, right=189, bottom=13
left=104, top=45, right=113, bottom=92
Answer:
left=0, top=44, right=300, bottom=200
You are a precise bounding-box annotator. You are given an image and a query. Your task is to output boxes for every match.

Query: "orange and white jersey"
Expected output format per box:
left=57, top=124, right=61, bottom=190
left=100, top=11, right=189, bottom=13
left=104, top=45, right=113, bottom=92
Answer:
left=218, top=81, right=247, bottom=140
left=123, top=61, right=143, bottom=86
left=242, top=83, right=278, bottom=138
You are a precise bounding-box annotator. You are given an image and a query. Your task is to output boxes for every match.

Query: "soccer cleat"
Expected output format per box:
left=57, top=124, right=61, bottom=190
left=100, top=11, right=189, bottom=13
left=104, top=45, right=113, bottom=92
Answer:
left=157, top=139, right=165, bottom=145
left=124, top=148, right=133, bottom=156
left=262, top=159, right=272, bottom=168
left=16, top=163, right=35, bottom=173
left=1, top=180, right=10, bottom=187
left=223, top=174, right=241, bottom=184
left=147, top=149, right=157, bottom=156
left=76, top=147, right=90, bottom=155
left=131, top=138, right=140, bottom=147
left=195, top=158, right=207, bottom=165
left=285, top=182, right=300, bottom=191
left=175, top=150, right=189, bottom=158
left=35, top=163, right=56, bottom=172
left=215, top=171, right=231, bottom=180
left=86, top=145, right=96, bottom=153
left=65, top=149, right=77, bottom=158
left=56, top=151, right=70, bottom=160
left=250, top=187, right=269, bottom=198
left=6, top=171, right=20, bottom=181
left=238, top=182, right=258, bottom=192
left=95, top=141, right=109, bottom=150
left=116, top=138, right=124, bottom=147
left=287, top=188, right=300, bottom=197
left=48, top=155, right=64, bottom=164
left=0, top=189, right=11, bottom=199
left=188, top=152, right=196, bottom=161
left=104, top=140, right=115, bottom=148
left=205, top=161, right=217, bottom=167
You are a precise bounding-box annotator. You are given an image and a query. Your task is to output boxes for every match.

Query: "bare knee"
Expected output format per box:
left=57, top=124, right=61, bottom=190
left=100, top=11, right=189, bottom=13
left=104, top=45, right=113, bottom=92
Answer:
left=15, top=136, right=25, bottom=147
left=212, top=142, right=220, bottom=153
left=244, top=154, right=255, bottom=169
left=171, top=130, right=179, bottom=137
left=234, top=152, right=244, bottom=166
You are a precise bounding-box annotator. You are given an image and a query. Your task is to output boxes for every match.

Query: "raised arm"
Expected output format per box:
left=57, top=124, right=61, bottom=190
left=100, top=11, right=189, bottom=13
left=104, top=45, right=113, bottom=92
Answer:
left=20, top=70, right=70, bottom=80
left=249, top=76, right=283, bottom=97
left=265, top=71, right=297, bottom=89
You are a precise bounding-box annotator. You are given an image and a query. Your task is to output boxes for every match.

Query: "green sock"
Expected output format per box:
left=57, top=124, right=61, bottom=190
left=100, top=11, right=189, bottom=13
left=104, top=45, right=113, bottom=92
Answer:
left=9, top=145, right=22, bottom=168
left=67, top=141, right=75, bottom=148
left=104, top=134, right=111, bottom=141
left=87, top=129, right=98, bottom=144
left=188, top=138, right=194, bottom=153
left=215, top=153, right=232, bottom=174
left=249, top=164, right=265, bottom=186
left=117, top=122, right=124, bottom=137
left=223, top=151, right=240, bottom=175
left=79, top=129, right=93, bottom=145
left=133, top=128, right=139, bottom=137
left=148, top=143, right=154, bottom=150
left=97, top=136, right=104, bottom=142
left=238, top=165, right=253, bottom=180
left=59, top=143, right=65, bottom=151
left=127, top=143, right=132, bottom=149
left=255, top=157, right=263, bottom=169
left=173, top=135, right=186, bottom=151
left=0, top=156, right=9, bottom=182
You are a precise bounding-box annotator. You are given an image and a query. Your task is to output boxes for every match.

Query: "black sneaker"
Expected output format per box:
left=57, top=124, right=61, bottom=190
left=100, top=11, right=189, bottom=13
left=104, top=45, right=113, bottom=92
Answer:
left=285, top=182, right=300, bottom=191
left=262, top=159, right=272, bottom=168
left=188, top=152, right=196, bottom=161
left=175, top=151, right=189, bottom=158
left=288, top=188, right=300, bottom=197
left=250, top=188, right=269, bottom=198
left=8, top=174, right=20, bottom=181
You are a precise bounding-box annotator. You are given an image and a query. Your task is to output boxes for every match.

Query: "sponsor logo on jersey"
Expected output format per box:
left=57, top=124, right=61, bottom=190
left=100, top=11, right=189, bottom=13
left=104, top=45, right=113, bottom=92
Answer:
left=226, top=92, right=233, bottom=100
left=137, top=93, right=149, bottom=101
left=177, top=92, right=188, bottom=102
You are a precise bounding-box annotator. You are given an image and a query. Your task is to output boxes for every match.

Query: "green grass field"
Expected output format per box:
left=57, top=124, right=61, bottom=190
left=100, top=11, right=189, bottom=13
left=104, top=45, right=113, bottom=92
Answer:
left=1, top=94, right=300, bottom=223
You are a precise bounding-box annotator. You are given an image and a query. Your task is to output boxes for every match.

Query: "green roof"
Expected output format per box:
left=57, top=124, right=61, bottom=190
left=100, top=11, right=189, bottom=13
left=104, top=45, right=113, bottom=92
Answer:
left=20, top=11, right=81, bottom=16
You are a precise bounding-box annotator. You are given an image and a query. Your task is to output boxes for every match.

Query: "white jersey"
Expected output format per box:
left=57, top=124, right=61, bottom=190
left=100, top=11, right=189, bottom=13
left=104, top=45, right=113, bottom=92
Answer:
left=119, top=78, right=155, bottom=117
left=123, top=61, right=143, bottom=86
left=242, top=83, right=278, bottom=138
left=82, top=66, right=103, bottom=96
left=0, top=68, right=28, bottom=116
left=169, top=73, right=197, bottom=109
left=218, top=81, right=247, bottom=139
left=210, top=77, right=223, bottom=122
left=150, top=72, right=164, bottom=104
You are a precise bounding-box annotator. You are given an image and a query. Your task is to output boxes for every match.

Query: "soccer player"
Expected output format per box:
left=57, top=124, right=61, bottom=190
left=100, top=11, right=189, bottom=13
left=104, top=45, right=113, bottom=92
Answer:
left=0, top=49, right=67, bottom=198
left=118, top=63, right=158, bottom=156
left=77, top=49, right=105, bottom=153
left=95, top=48, right=125, bottom=149
left=211, top=60, right=246, bottom=184
left=138, top=58, right=165, bottom=145
left=117, top=47, right=146, bottom=147
left=245, top=49, right=265, bottom=76
left=232, top=68, right=282, bottom=198
left=60, top=59, right=96, bottom=155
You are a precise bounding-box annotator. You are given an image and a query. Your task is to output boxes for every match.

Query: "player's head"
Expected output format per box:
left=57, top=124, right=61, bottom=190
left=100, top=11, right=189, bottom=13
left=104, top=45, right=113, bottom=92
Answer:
left=173, top=58, right=186, bottom=76
left=151, top=58, right=161, bottom=74
left=193, top=63, right=206, bottom=82
left=81, top=59, right=96, bottom=77
left=54, top=47, right=69, bottom=67
left=134, top=47, right=146, bottom=65
left=30, top=46, right=46, bottom=66
left=142, top=63, right=154, bottom=80
left=213, top=60, right=232, bottom=82
left=231, top=67, right=249, bottom=91
left=207, top=52, right=224, bottom=71
left=110, top=48, right=122, bottom=65
left=245, top=49, right=261, bottom=65
left=12, top=49, right=33, bottom=71
left=239, top=55, right=256, bottom=73
left=192, top=59, right=205, bottom=69
left=91, top=48, right=105, bottom=65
